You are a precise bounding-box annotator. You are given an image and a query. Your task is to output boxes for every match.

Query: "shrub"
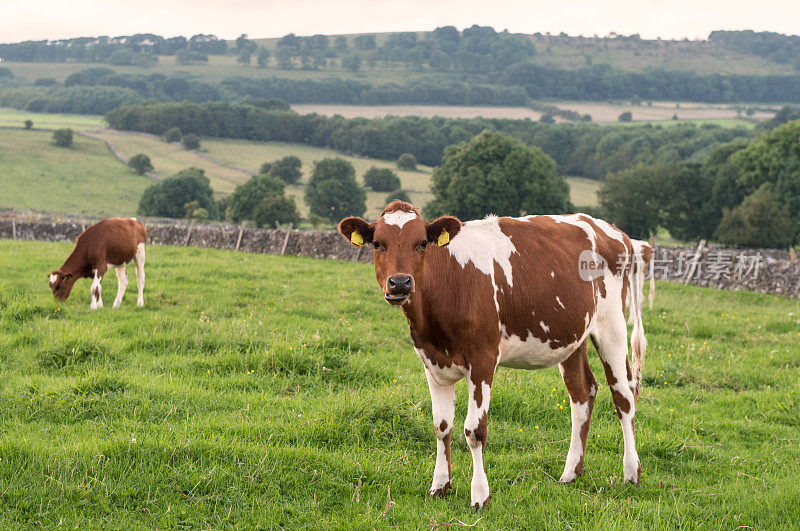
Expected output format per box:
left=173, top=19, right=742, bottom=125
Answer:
left=24, top=120, right=33, bottom=130
left=396, top=153, right=417, bottom=171
left=34, top=78, right=57, bottom=86
left=618, top=111, right=633, bottom=122
left=181, top=134, right=200, bottom=150
left=253, top=196, right=300, bottom=227
left=259, top=162, right=272, bottom=175
left=138, top=168, right=218, bottom=219
left=715, top=185, right=795, bottom=248
left=363, top=167, right=401, bottom=192
left=305, top=158, right=366, bottom=221
left=269, top=156, right=302, bottom=184
left=52, top=128, right=73, bottom=148
left=226, top=174, right=286, bottom=222
left=164, top=127, right=182, bottom=143
left=128, top=154, right=153, bottom=175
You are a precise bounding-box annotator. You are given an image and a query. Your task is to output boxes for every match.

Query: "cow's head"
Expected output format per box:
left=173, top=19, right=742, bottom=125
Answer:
left=339, top=201, right=461, bottom=306
left=48, top=270, right=76, bottom=301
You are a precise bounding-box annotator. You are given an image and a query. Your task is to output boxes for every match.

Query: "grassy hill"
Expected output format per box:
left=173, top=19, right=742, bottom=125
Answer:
left=2, top=118, right=600, bottom=218
left=0, top=240, right=798, bottom=527
left=0, top=129, right=151, bottom=217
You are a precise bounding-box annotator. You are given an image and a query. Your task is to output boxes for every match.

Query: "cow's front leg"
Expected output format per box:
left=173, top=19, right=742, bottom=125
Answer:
left=465, top=368, right=494, bottom=509
left=90, top=269, right=104, bottom=310
left=424, top=367, right=456, bottom=498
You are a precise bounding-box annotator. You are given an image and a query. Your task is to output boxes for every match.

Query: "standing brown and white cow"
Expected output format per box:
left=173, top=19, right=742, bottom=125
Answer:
left=339, top=201, right=647, bottom=508
left=48, top=218, right=146, bottom=310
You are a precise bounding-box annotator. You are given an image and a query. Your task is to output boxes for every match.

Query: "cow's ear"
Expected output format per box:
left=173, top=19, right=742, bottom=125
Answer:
left=338, top=217, right=374, bottom=247
left=63, top=273, right=73, bottom=280
left=427, top=216, right=462, bottom=247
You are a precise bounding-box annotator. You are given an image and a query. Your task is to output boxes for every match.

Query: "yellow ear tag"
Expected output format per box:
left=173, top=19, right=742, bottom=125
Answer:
left=350, top=230, right=364, bottom=247
left=437, top=229, right=450, bottom=247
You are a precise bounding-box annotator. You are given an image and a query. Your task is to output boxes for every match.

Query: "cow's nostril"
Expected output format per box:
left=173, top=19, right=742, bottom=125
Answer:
left=388, top=275, right=413, bottom=294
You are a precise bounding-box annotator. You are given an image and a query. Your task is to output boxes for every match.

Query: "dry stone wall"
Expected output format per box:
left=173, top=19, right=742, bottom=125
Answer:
left=1, top=217, right=797, bottom=298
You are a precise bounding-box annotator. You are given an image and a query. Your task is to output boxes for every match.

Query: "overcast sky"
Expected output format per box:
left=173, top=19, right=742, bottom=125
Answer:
left=3, top=0, right=800, bottom=44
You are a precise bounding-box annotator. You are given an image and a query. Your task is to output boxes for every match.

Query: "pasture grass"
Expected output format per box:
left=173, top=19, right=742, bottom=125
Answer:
left=1, top=239, right=798, bottom=528
left=0, top=128, right=150, bottom=217
left=0, top=108, right=104, bottom=130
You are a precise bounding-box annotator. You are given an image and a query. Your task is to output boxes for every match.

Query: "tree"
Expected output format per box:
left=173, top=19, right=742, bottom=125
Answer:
left=268, top=155, right=302, bottom=184
left=618, top=111, right=633, bottom=122
left=181, top=134, right=200, bottom=150
left=363, top=167, right=401, bottom=191
left=257, top=47, right=271, bottom=68
left=426, top=130, right=570, bottom=220
left=396, top=153, right=417, bottom=170
left=52, top=128, right=73, bottom=148
left=386, top=189, right=411, bottom=203
left=24, top=120, right=32, bottom=129
left=715, top=185, right=795, bottom=248
left=658, top=163, right=720, bottom=241
left=342, top=55, right=361, bottom=71
left=128, top=153, right=153, bottom=175
left=598, top=164, right=664, bottom=239
left=237, top=49, right=252, bottom=66
left=305, top=158, right=366, bottom=221
left=253, top=196, right=300, bottom=227
left=138, top=168, right=218, bottom=219
left=175, top=49, right=208, bottom=65
left=226, top=174, right=286, bottom=222
left=164, top=127, right=182, bottom=143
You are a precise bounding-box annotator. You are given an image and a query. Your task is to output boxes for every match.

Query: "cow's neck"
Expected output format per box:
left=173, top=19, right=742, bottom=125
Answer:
left=60, top=247, right=89, bottom=278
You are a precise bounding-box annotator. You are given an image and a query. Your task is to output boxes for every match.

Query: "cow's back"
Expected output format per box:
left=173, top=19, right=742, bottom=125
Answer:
left=79, top=218, right=145, bottom=265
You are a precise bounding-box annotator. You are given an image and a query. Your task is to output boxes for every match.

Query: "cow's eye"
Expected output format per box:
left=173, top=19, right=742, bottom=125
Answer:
left=373, top=241, right=383, bottom=251
left=417, top=240, right=428, bottom=251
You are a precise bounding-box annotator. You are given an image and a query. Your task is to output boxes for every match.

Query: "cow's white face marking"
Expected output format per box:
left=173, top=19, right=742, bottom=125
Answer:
left=383, top=209, right=418, bottom=228
left=49, top=273, right=58, bottom=284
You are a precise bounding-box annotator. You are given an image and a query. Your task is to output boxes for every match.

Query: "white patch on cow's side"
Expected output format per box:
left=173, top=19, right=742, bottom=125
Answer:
left=539, top=321, right=550, bottom=333
left=498, top=327, right=585, bottom=370
left=556, top=296, right=566, bottom=310
left=49, top=273, right=57, bottom=284
left=590, top=216, right=627, bottom=245
left=383, top=209, right=418, bottom=228
left=551, top=271, right=555, bottom=278
left=542, top=214, right=599, bottom=251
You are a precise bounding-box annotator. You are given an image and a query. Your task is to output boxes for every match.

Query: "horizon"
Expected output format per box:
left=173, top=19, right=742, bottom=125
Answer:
left=2, top=0, right=799, bottom=45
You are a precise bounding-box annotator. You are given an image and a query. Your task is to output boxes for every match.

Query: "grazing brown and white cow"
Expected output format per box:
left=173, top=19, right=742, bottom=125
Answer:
left=339, top=201, right=647, bottom=508
left=48, top=218, right=146, bottom=310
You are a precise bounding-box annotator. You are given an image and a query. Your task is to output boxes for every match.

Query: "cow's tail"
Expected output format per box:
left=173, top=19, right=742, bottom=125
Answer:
left=628, top=252, right=647, bottom=399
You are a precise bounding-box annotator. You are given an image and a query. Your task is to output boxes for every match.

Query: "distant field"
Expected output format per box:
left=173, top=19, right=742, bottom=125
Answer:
left=0, top=128, right=150, bottom=217
left=566, top=177, right=601, bottom=207
left=0, top=107, right=104, bottom=130
left=294, top=101, right=771, bottom=124
left=1, top=240, right=798, bottom=527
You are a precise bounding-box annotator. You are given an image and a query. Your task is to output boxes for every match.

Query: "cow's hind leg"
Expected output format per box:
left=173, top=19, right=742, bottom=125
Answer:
left=558, top=340, right=597, bottom=483
left=591, top=316, right=641, bottom=484
left=424, top=368, right=455, bottom=498
left=134, top=243, right=145, bottom=307
left=112, top=265, right=128, bottom=309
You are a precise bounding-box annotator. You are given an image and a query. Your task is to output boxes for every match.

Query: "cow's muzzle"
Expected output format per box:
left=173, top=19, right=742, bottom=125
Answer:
left=385, top=275, right=413, bottom=305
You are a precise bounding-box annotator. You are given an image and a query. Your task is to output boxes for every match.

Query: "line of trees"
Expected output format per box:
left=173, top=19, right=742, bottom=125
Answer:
left=0, top=33, right=227, bottom=63
left=105, top=101, right=751, bottom=172
left=598, top=120, right=800, bottom=247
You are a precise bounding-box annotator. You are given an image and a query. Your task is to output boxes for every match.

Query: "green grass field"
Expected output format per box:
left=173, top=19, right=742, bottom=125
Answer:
left=0, top=108, right=105, bottom=130
left=1, top=240, right=798, bottom=527
left=0, top=129, right=151, bottom=217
